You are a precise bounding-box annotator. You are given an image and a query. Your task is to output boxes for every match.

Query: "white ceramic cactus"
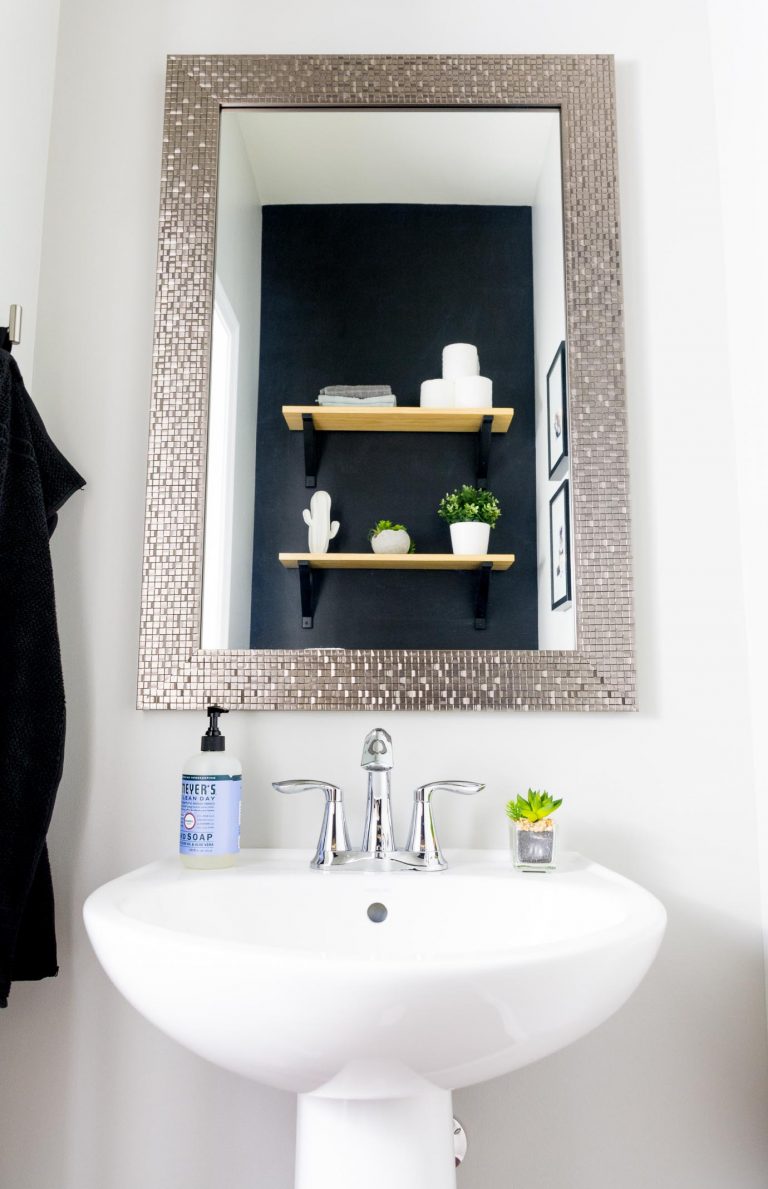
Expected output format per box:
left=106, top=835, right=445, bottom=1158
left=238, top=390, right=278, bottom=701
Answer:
left=303, top=491, right=340, bottom=554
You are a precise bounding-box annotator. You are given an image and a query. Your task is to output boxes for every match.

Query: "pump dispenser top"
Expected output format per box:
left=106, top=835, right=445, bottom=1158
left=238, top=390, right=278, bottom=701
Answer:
left=202, top=705, right=227, bottom=752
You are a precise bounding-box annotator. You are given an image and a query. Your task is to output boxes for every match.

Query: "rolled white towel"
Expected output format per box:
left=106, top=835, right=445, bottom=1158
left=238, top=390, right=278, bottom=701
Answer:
left=420, top=378, right=455, bottom=408
left=455, top=375, right=493, bottom=408
left=442, top=343, right=480, bottom=380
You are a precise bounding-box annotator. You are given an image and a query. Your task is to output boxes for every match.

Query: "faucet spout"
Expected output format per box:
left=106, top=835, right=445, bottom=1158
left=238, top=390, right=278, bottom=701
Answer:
left=361, top=727, right=394, bottom=772
left=361, top=728, right=396, bottom=859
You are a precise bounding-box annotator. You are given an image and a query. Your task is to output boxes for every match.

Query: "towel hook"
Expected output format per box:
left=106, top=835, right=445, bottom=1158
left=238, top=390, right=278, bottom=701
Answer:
left=1, top=304, right=22, bottom=352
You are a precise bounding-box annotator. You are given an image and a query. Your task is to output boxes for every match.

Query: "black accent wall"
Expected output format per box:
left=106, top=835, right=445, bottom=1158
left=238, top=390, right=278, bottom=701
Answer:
left=250, top=204, right=537, bottom=649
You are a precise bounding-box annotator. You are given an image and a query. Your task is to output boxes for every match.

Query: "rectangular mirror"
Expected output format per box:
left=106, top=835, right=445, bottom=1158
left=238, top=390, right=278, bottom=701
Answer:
left=139, top=55, right=634, bottom=710
left=202, top=109, right=574, bottom=654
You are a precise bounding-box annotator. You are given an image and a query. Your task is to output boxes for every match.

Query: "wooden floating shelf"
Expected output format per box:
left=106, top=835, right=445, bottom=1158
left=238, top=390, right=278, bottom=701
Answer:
left=281, top=553, right=515, bottom=629
left=279, top=553, right=515, bottom=571
left=282, top=406, right=514, bottom=433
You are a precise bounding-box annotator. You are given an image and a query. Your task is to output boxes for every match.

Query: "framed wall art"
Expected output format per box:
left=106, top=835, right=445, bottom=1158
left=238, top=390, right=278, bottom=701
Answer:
left=547, top=340, right=569, bottom=480
left=549, top=478, right=572, bottom=610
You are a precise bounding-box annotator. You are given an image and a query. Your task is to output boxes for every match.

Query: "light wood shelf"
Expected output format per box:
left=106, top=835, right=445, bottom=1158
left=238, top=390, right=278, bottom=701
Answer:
left=282, top=406, right=514, bottom=433
left=278, top=553, right=515, bottom=571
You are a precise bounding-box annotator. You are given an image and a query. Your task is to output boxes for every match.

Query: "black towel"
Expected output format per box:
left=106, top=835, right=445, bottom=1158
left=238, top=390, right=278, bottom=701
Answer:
left=0, top=349, right=84, bottom=1008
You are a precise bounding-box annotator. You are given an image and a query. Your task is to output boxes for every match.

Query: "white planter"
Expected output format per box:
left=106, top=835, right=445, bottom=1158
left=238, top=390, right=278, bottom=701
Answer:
left=371, top=529, right=412, bottom=554
left=449, top=521, right=491, bottom=555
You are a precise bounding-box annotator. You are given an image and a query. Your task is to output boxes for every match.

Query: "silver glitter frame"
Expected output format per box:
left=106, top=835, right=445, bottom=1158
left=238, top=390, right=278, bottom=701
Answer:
left=138, top=54, right=635, bottom=711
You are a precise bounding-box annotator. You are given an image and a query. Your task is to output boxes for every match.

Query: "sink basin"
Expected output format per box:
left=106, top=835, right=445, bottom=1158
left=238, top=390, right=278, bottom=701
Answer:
left=84, top=849, right=665, bottom=1189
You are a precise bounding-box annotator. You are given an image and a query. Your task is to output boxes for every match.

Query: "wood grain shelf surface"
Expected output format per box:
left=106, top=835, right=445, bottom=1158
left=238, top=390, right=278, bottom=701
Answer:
left=278, top=553, right=515, bottom=571
left=282, top=406, right=514, bottom=433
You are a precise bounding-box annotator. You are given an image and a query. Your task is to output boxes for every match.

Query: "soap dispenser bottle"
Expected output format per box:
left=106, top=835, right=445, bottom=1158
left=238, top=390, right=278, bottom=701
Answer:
left=180, top=705, right=242, bottom=869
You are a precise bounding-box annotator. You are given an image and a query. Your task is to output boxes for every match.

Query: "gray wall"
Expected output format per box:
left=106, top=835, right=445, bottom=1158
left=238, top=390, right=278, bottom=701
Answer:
left=1, top=1, right=767, bottom=1188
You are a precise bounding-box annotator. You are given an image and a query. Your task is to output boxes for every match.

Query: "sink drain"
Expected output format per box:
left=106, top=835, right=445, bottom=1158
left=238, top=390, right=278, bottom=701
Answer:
left=366, top=902, right=388, bottom=923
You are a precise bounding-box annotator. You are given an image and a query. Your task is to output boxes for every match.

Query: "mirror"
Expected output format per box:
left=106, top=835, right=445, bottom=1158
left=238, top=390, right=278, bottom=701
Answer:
left=138, top=55, right=634, bottom=711
left=202, top=109, right=575, bottom=652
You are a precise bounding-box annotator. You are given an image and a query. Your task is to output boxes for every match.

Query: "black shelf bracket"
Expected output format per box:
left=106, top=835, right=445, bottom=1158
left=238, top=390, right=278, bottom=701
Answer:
left=298, top=560, right=313, bottom=628
left=476, top=415, right=493, bottom=489
left=293, top=558, right=502, bottom=630
left=474, top=561, right=493, bottom=630
left=302, top=414, right=318, bottom=488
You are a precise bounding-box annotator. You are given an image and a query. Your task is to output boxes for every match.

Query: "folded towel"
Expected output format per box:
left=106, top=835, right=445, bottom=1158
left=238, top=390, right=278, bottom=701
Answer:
left=318, top=394, right=397, bottom=407
left=319, top=385, right=392, bottom=398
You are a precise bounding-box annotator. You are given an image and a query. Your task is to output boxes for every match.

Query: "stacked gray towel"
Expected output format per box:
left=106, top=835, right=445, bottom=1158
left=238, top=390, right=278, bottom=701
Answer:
left=318, top=385, right=397, bottom=407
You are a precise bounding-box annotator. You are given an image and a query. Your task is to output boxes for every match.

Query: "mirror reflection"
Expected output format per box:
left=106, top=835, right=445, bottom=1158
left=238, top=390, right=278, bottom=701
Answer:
left=202, top=110, right=575, bottom=651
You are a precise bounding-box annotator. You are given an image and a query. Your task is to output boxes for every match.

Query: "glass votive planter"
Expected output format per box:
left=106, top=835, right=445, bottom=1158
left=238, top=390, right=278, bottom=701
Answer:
left=509, top=819, right=557, bottom=871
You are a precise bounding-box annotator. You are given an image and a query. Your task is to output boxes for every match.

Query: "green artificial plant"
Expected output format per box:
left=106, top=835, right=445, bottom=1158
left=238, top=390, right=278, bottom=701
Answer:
left=437, top=485, right=501, bottom=528
left=505, top=789, right=563, bottom=824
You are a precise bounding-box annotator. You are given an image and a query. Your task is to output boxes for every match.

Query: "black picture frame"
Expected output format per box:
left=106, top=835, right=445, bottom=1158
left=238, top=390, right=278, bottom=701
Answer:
left=546, top=340, right=569, bottom=480
left=549, top=479, right=572, bottom=610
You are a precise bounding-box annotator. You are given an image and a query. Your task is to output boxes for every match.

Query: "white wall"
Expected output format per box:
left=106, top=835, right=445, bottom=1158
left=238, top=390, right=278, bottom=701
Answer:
left=707, top=0, right=768, bottom=1012
left=533, top=117, right=575, bottom=648
left=0, top=0, right=61, bottom=379
left=1, top=3, right=767, bottom=1189
left=206, top=114, right=262, bottom=648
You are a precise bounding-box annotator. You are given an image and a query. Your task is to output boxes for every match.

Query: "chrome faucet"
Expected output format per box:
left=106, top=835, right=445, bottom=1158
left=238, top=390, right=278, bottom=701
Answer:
left=274, top=728, right=483, bottom=871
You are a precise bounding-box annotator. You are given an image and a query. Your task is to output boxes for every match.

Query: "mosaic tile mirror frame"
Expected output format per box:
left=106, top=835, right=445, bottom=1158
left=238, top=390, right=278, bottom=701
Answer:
left=138, top=54, right=635, bottom=711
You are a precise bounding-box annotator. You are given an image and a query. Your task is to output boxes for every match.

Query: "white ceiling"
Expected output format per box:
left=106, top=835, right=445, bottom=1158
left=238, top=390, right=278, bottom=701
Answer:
left=230, top=110, right=561, bottom=206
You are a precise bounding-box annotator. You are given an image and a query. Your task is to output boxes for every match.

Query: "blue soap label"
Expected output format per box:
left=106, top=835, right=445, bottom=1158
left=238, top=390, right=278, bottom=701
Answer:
left=180, top=774, right=241, bottom=855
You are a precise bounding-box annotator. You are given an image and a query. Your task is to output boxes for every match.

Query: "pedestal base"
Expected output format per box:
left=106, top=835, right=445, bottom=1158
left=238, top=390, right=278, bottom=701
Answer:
left=295, top=1088, right=457, bottom=1189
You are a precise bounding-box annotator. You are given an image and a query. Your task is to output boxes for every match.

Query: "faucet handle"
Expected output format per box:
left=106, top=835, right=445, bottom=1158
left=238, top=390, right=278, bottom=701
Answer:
left=405, top=780, right=484, bottom=870
left=415, top=780, right=484, bottom=800
left=272, top=779, right=351, bottom=869
left=273, top=779, right=343, bottom=800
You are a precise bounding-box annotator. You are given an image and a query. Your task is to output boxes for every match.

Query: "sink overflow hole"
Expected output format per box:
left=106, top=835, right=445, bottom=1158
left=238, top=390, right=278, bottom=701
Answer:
left=367, top=902, right=388, bottom=923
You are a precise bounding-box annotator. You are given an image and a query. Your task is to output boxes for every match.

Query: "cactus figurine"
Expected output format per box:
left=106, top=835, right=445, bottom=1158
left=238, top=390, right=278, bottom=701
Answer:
left=302, top=491, right=340, bottom=554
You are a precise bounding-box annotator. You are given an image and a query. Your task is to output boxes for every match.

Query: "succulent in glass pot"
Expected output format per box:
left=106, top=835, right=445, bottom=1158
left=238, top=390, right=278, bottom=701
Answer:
left=505, top=789, right=563, bottom=870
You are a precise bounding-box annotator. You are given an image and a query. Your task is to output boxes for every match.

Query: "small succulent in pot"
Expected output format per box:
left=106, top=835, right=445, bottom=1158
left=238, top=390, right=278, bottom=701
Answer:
left=368, top=520, right=416, bottom=554
left=505, top=789, right=563, bottom=870
left=437, top=485, right=501, bottom=555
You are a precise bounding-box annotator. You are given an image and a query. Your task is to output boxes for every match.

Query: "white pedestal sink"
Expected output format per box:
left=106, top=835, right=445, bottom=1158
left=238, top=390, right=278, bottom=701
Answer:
left=84, top=849, right=665, bottom=1189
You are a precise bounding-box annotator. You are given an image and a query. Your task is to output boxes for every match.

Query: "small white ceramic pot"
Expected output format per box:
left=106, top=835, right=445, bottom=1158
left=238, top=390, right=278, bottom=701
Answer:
left=371, top=529, right=412, bottom=554
left=449, top=521, right=491, bottom=555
